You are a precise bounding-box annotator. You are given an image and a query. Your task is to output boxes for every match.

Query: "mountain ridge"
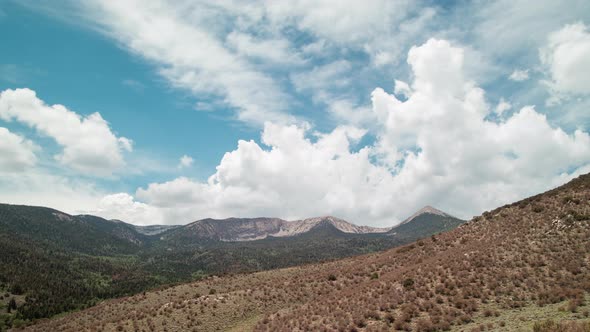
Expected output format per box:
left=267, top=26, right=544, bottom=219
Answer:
left=171, top=215, right=393, bottom=242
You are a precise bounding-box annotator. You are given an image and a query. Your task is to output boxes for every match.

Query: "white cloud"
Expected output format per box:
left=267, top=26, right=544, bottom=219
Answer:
left=178, top=155, right=194, bottom=169
left=290, top=60, right=352, bottom=94
left=290, top=60, right=376, bottom=125
left=0, top=170, right=105, bottom=215
left=264, top=1, right=414, bottom=45
left=265, top=1, right=438, bottom=69
left=371, top=39, right=590, bottom=217
left=394, top=80, right=411, bottom=98
left=541, top=22, right=590, bottom=100
left=373, top=51, right=394, bottom=67
left=78, top=0, right=294, bottom=126
left=226, top=31, right=303, bottom=65
left=0, top=127, right=38, bottom=172
left=495, top=98, right=512, bottom=115
left=509, top=69, right=529, bottom=81
left=0, top=88, right=131, bottom=176
left=94, top=193, right=164, bottom=225
left=474, top=0, right=590, bottom=57
left=264, top=0, right=431, bottom=66
left=105, top=38, right=590, bottom=227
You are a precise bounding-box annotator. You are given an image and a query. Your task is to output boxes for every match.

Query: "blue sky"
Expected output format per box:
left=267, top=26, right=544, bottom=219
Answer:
left=1, top=0, right=589, bottom=226
left=0, top=2, right=255, bottom=186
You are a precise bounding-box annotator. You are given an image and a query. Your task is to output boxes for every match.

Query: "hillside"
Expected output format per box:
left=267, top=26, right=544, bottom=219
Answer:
left=0, top=207, right=163, bottom=325
left=0, top=205, right=141, bottom=255
left=0, top=205, right=460, bottom=329
left=23, top=173, right=590, bottom=331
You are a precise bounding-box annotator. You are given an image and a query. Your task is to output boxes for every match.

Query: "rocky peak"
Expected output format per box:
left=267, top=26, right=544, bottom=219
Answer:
left=401, top=206, right=452, bottom=225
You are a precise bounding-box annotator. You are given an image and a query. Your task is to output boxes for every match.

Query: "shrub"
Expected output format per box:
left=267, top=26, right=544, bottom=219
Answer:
left=384, top=313, right=395, bottom=323
left=402, top=278, right=414, bottom=289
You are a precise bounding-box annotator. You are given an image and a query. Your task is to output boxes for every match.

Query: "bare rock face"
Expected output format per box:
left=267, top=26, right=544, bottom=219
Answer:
left=183, top=217, right=286, bottom=241
left=179, top=216, right=392, bottom=242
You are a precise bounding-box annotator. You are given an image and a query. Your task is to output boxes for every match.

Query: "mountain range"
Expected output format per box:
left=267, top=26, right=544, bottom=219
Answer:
left=24, top=173, right=590, bottom=332
left=0, top=203, right=463, bottom=328
left=168, top=215, right=391, bottom=242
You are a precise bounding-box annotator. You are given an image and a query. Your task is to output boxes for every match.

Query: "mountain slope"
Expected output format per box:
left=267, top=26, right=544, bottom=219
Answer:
left=27, top=173, right=590, bottom=331
left=76, top=214, right=151, bottom=245
left=0, top=205, right=163, bottom=323
left=0, top=204, right=141, bottom=255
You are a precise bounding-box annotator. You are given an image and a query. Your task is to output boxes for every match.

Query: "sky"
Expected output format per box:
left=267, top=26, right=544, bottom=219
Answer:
left=1, top=0, right=589, bottom=227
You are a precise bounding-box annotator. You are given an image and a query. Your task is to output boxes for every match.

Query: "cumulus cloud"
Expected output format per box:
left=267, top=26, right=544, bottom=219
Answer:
left=0, top=88, right=131, bottom=176
left=178, top=155, right=194, bottom=169
left=0, top=127, right=38, bottom=172
left=541, top=22, right=590, bottom=102
left=509, top=69, right=529, bottom=81
left=96, top=38, right=590, bottom=226
left=394, top=80, right=412, bottom=98
left=372, top=39, right=590, bottom=218
left=94, top=193, right=164, bottom=225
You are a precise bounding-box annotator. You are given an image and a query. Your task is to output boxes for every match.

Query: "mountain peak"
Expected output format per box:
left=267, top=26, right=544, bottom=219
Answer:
left=401, top=206, right=452, bottom=225
left=298, top=216, right=392, bottom=234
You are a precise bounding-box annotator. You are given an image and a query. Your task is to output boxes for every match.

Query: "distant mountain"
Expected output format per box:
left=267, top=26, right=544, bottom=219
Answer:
left=132, top=224, right=180, bottom=236
left=76, top=214, right=179, bottom=240
left=0, top=204, right=141, bottom=255
left=399, top=205, right=453, bottom=224
left=387, top=205, right=465, bottom=240
left=76, top=214, right=150, bottom=245
left=163, top=215, right=391, bottom=242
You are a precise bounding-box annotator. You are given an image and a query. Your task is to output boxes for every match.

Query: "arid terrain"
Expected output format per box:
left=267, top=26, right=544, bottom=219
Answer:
left=21, top=173, right=590, bottom=331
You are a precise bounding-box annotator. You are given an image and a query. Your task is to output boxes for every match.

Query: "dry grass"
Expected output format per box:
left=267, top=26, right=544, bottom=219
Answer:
left=21, top=173, right=590, bottom=331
